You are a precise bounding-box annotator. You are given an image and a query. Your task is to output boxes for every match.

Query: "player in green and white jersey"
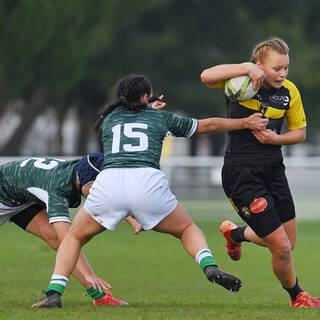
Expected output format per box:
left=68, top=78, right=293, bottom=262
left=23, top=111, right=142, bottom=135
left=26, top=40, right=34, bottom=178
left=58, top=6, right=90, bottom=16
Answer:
left=33, top=74, right=268, bottom=308
left=0, top=153, right=137, bottom=306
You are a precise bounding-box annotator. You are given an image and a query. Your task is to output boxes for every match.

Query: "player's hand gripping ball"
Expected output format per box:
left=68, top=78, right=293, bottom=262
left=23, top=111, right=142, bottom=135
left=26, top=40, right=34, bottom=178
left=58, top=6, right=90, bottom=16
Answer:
left=224, top=75, right=258, bottom=102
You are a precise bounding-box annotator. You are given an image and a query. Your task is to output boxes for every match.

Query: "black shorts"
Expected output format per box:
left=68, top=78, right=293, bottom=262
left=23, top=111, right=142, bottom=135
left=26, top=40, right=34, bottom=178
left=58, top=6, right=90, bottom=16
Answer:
left=9, top=203, right=46, bottom=230
left=222, top=161, right=295, bottom=238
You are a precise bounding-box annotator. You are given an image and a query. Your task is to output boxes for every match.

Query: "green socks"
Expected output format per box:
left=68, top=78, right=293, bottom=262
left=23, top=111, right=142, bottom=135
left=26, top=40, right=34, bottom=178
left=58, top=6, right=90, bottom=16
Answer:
left=195, top=249, right=217, bottom=271
left=46, top=274, right=69, bottom=295
left=46, top=275, right=106, bottom=301
left=86, top=286, right=106, bottom=300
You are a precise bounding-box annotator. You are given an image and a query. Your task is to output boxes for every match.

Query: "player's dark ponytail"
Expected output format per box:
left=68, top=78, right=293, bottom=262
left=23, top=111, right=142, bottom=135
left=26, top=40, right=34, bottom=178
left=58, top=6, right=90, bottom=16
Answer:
left=94, top=74, right=152, bottom=130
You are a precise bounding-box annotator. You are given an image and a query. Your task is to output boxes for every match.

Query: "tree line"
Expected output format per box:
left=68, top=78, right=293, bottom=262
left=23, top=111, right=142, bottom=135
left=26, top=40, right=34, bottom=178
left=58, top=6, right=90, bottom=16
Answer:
left=1, top=0, right=319, bottom=155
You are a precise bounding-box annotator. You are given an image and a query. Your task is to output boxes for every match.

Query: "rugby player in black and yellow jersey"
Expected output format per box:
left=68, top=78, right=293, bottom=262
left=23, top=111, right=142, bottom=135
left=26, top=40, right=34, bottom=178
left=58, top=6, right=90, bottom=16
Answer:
left=201, top=37, right=320, bottom=308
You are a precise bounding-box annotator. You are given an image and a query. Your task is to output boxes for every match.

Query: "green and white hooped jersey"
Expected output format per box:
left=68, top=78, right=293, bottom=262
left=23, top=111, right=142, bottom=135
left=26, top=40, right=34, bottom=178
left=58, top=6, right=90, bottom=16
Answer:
left=0, top=158, right=81, bottom=223
left=101, top=106, right=198, bottom=169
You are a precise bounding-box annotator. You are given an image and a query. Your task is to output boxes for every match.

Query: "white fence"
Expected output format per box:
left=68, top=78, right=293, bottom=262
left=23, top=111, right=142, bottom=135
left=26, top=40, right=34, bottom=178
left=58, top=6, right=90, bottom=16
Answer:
left=160, top=156, right=320, bottom=199
left=1, top=156, right=320, bottom=198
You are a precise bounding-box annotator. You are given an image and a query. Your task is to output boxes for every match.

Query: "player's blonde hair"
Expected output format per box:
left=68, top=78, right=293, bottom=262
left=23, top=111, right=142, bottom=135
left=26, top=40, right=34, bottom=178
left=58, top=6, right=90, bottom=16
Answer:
left=250, top=37, right=289, bottom=63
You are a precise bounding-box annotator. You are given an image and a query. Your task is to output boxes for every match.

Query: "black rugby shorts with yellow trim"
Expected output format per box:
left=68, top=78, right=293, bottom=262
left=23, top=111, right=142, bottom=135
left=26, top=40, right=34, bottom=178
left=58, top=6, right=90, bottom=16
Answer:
left=222, top=161, right=295, bottom=238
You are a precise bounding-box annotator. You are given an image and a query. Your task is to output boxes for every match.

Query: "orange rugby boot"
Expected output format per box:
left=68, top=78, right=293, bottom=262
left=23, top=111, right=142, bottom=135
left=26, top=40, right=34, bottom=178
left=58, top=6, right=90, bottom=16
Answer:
left=290, top=292, right=320, bottom=308
left=93, top=291, right=128, bottom=306
left=219, top=220, right=242, bottom=261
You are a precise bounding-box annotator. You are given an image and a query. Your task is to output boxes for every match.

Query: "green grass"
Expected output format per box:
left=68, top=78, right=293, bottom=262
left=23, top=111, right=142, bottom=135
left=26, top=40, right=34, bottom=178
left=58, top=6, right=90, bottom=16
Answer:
left=0, top=198, right=320, bottom=319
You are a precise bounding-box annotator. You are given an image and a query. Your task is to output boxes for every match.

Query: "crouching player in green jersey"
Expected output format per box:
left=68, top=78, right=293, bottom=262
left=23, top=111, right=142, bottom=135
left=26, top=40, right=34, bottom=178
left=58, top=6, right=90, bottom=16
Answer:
left=33, top=74, right=269, bottom=308
left=0, top=153, right=140, bottom=306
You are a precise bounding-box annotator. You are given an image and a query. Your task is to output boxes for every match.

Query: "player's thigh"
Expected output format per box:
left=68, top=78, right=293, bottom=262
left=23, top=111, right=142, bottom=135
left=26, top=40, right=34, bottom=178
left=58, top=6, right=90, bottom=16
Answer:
left=10, top=202, right=45, bottom=232
left=262, top=224, right=292, bottom=255
left=3, top=202, right=43, bottom=227
left=153, top=202, right=193, bottom=236
left=69, top=207, right=106, bottom=244
left=269, top=162, right=296, bottom=225
left=268, top=163, right=296, bottom=248
left=26, top=209, right=60, bottom=248
left=282, top=218, right=297, bottom=250
left=222, top=164, right=281, bottom=238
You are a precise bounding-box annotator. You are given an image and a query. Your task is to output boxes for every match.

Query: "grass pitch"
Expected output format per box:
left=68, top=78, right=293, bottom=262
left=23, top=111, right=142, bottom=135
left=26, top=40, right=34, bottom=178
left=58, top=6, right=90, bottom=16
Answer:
left=0, top=198, right=319, bottom=320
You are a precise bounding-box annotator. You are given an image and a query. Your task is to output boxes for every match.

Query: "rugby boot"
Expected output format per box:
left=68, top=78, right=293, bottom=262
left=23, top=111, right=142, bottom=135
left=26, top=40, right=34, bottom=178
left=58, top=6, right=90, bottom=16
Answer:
left=290, top=292, right=320, bottom=308
left=93, top=291, right=128, bottom=306
left=32, top=291, right=61, bottom=308
left=204, top=265, right=242, bottom=292
left=219, top=220, right=242, bottom=261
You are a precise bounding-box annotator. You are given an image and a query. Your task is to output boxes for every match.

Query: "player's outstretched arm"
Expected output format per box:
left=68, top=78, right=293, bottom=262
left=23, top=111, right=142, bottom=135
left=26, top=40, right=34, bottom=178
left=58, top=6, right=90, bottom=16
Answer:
left=197, top=113, right=268, bottom=134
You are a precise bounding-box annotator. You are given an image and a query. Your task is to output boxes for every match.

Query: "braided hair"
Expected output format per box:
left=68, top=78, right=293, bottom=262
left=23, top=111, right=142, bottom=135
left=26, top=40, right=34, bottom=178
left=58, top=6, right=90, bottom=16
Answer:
left=250, top=37, right=289, bottom=64
left=95, top=74, right=152, bottom=130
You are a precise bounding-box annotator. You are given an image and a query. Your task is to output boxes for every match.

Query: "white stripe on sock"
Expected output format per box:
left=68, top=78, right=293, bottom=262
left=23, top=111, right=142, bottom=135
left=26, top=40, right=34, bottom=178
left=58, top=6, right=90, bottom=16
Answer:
left=195, top=249, right=212, bottom=264
left=51, top=274, right=69, bottom=282
left=50, top=280, right=68, bottom=286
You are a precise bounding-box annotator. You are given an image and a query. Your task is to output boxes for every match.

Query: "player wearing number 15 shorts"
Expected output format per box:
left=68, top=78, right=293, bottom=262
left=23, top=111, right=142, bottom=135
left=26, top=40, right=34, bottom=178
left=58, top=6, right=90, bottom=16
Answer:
left=33, top=73, right=269, bottom=308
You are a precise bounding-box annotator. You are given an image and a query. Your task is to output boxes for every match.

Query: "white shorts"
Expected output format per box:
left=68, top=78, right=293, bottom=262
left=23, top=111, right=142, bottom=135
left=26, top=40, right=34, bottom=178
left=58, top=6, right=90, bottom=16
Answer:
left=0, top=201, right=37, bottom=226
left=84, top=167, right=177, bottom=230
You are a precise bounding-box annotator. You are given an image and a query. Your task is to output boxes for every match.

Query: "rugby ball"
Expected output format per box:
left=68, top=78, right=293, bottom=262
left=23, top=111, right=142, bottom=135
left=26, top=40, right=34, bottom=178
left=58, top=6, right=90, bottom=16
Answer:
left=224, top=75, right=258, bottom=102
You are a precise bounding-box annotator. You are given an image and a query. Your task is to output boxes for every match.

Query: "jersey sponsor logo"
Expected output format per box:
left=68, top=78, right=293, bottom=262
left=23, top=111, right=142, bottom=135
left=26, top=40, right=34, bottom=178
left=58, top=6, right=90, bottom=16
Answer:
left=249, top=197, right=267, bottom=214
left=256, top=93, right=290, bottom=108
left=269, top=95, right=289, bottom=106
left=241, top=206, right=250, bottom=217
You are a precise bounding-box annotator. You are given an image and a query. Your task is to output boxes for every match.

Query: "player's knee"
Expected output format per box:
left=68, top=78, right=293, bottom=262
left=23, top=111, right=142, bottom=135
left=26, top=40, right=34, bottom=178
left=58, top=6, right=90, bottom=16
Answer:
left=47, top=236, right=61, bottom=251
left=169, top=229, right=183, bottom=239
left=175, top=221, right=195, bottom=239
left=272, top=244, right=292, bottom=262
left=68, top=229, right=92, bottom=246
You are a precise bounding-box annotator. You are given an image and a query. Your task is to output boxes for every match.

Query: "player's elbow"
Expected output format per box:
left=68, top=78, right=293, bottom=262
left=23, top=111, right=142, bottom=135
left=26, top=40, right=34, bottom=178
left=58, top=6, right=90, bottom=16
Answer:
left=297, top=127, right=306, bottom=143
left=200, top=70, right=210, bottom=84
left=200, top=71, right=207, bottom=83
left=296, top=129, right=306, bottom=144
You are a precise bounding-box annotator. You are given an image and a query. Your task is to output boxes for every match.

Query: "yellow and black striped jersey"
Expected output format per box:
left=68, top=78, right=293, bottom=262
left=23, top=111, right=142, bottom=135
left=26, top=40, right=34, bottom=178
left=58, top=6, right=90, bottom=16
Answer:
left=211, top=79, right=306, bottom=164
